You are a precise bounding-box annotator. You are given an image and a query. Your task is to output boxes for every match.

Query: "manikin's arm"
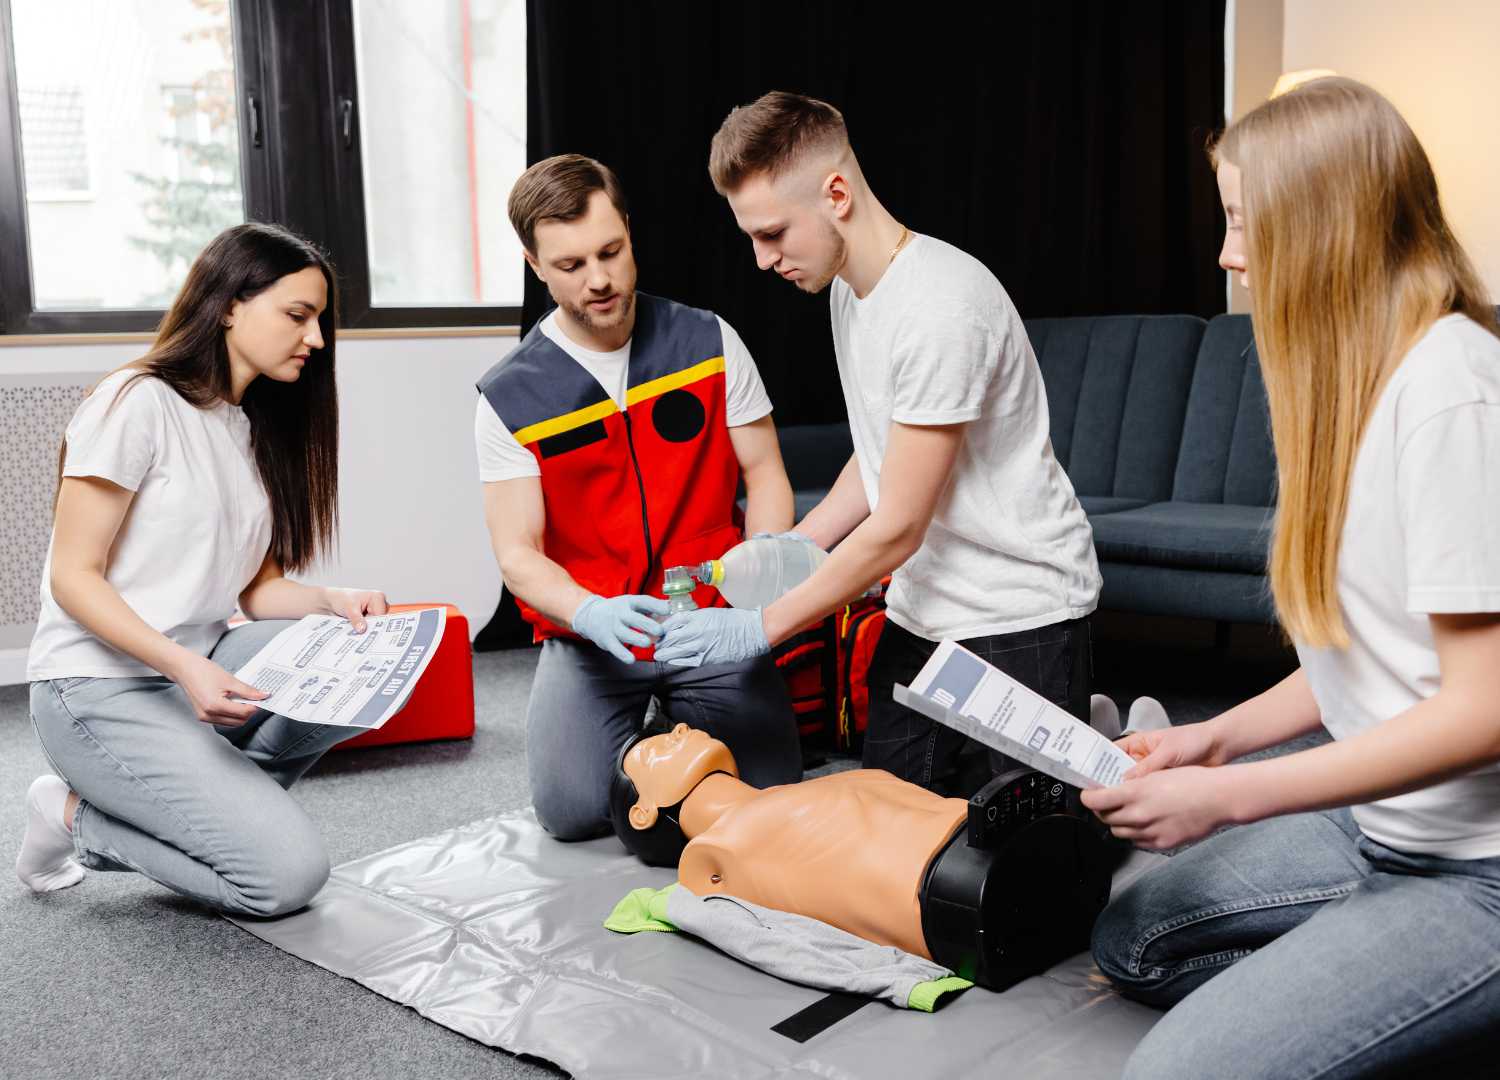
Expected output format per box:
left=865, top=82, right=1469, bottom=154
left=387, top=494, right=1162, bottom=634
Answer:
left=483, top=476, right=593, bottom=628
left=793, top=453, right=871, bottom=550
left=1085, top=613, right=1500, bottom=848
left=761, top=422, right=964, bottom=646
left=728, top=416, right=794, bottom=537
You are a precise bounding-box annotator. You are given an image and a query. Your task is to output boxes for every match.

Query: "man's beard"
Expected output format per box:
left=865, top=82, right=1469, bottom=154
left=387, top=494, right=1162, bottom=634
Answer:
left=796, top=223, right=846, bottom=294
left=562, top=288, right=635, bottom=332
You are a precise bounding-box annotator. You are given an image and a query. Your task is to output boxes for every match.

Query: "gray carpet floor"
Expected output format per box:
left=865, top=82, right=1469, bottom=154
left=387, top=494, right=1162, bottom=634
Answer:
left=2, top=617, right=1301, bottom=1080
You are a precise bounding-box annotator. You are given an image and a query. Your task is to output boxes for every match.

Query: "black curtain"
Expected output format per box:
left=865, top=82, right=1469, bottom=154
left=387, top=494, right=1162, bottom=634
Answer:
left=478, top=0, right=1226, bottom=649
left=525, top=0, right=1225, bottom=421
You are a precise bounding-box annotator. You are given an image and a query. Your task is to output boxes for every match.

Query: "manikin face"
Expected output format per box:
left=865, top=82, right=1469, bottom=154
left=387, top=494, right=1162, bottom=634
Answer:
left=726, top=170, right=847, bottom=294
left=223, top=266, right=327, bottom=386
left=624, top=723, right=739, bottom=830
left=527, top=189, right=638, bottom=337
left=1217, top=161, right=1248, bottom=289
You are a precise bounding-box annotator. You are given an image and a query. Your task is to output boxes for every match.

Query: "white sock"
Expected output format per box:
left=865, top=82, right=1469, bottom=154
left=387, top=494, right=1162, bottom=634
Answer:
left=1125, top=696, right=1172, bottom=735
left=1090, top=694, right=1122, bottom=740
left=16, top=775, right=84, bottom=893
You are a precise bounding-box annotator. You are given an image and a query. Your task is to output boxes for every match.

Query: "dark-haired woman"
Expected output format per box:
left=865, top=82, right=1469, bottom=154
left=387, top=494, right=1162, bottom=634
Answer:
left=16, top=222, right=387, bottom=916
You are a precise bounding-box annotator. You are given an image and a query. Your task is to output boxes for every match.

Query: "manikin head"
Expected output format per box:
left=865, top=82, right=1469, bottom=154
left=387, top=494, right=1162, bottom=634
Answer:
left=609, top=723, right=738, bottom=866
left=709, top=91, right=861, bottom=294
left=508, top=154, right=638, bottom=346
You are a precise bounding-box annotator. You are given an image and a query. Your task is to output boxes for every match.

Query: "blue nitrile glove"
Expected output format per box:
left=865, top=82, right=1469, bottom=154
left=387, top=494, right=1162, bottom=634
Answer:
left=570, top=593, right=671, bottom=664
left=654, top=607, right=771, bottom=668
left=751, top=529, right=822, bottom=549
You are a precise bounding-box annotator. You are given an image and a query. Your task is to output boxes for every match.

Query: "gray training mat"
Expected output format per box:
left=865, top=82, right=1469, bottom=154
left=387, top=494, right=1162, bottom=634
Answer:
left=228, top=810, right=1165, bottom=1079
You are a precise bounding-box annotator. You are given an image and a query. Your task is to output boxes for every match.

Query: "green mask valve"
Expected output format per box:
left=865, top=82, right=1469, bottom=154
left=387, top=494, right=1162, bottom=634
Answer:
left=662, top=565, right=700, bottom=613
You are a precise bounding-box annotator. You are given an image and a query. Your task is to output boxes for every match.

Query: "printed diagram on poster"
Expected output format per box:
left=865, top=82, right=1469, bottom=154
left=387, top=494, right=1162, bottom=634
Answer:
left=896, top=640, right=1135, bottom=789
left=233, top=607, right=446, bottom=729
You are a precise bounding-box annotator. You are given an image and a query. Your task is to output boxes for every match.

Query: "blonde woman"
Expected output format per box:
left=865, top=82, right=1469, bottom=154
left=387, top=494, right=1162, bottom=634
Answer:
left=1083, top=78, right=1500, bottom=1076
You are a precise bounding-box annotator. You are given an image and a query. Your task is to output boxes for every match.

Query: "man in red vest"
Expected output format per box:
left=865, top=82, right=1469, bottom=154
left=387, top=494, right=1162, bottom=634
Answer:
left=478, top=154, right=802, bottom=840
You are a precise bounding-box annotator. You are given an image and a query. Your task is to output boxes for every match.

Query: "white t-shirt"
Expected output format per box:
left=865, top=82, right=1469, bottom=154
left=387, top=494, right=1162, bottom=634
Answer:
left=830, top=233, right=1100, bottom=641
left=475, top=309, right=774, bottom=481
left=27, top=370, right=273, bottom=680
left=1298, top=313, right=1500, bottom=859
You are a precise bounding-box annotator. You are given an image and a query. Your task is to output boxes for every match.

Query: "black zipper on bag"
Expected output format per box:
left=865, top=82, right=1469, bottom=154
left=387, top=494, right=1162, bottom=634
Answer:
left=621, top=410, right=655, bottom=575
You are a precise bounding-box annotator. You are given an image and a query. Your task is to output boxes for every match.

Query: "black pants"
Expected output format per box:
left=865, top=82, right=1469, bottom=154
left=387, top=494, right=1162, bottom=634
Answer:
left=862, top=615, right=1093, bottom=798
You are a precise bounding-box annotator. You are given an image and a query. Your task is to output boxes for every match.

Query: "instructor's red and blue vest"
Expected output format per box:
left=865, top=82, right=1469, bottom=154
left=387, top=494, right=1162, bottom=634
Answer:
left=478, top=293, right=741, bottom=655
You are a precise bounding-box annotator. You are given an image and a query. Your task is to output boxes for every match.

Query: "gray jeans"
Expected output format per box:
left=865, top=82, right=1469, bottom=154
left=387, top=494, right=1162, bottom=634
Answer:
left=526, top=637, right=803, bottom=841
left=29, top=620, right=359, bottom=917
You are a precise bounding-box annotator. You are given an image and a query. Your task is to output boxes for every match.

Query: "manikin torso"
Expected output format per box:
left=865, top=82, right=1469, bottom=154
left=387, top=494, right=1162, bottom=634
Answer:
left=675, top=770, right=967, bottom=959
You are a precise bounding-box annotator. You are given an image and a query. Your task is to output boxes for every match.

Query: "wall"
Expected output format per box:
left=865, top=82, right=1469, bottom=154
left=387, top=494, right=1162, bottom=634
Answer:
left=1280, top=1, right=1500, bottom=297
left=0, top=333, right=510, bottom=684
left=1226, top=0, right=1284, bottom=314
left=1226, top=2, right=1500, bottom=310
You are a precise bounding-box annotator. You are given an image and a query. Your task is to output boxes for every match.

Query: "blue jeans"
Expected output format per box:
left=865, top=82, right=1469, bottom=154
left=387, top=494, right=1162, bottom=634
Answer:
left=526, top=637, right=802, bottom=840
left=1093, top=809, right=1500, bottom=1078
left=29, top=620, right=360, bottom=917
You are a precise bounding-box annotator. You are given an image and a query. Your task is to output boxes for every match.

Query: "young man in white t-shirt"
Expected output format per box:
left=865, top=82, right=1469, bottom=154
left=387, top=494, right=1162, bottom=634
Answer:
left=477, top=154, right=802, bottom=840
left=656, top=93, right=1101, bottom=797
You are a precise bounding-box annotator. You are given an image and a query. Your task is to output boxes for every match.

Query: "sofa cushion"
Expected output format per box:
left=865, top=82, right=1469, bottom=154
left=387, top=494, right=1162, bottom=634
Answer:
left=1078, top=495, right=1150, bottom=516
left=1028, top=315, right=1205, bottom=503
left=1096, top=562, right=1276, bottom=624
left=1088, top=501, right=1275, bottom=574
left=1173, top=315, right=1277, bottom=507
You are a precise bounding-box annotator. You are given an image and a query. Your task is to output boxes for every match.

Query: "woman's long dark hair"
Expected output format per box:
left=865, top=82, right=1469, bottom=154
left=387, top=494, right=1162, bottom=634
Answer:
left=67, top=223, right=340, bottom=572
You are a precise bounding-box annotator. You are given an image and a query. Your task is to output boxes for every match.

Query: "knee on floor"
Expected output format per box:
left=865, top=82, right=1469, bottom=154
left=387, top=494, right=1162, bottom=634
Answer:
left=227, top=826, right=332, bottom=917
left=532, top=791, right=611, bottom=843
left=1090, top=894, right=1154, bottom=990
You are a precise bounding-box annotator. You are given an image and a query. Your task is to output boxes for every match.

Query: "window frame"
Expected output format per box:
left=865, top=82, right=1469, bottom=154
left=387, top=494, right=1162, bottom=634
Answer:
left=0, top=0, right=522, bottom=336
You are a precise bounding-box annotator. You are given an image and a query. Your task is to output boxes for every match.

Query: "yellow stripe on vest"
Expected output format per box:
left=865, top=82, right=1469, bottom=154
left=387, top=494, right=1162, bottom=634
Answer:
left=511, top=355, right=725, bottom=446
left=512, top=398, right=620, bottom=447
left=624, top=355, right=725, bottom=408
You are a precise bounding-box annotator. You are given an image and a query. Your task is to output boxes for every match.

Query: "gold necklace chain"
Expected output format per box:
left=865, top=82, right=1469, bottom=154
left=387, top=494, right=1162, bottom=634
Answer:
left=889, top=224, right=911, bottom=265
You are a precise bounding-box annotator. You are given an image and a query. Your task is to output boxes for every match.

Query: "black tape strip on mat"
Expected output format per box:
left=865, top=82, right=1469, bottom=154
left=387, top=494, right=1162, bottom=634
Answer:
left=771, top=991, right=871, bottom=1043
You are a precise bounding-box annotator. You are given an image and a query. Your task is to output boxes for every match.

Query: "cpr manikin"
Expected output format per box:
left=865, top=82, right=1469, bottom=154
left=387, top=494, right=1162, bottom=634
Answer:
left=610, top=723, right=1120, bottom=989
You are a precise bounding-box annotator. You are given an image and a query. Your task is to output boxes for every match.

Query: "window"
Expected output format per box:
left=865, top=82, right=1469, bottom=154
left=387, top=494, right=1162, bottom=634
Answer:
left=352, top=0, right=526, bottom=309
left=4, top=0, right=245, bottom=319
left=0, top=0, right=525, bottom=334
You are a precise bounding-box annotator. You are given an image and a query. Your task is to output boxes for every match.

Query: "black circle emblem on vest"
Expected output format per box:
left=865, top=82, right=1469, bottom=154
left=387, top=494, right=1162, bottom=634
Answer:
left=652, top=389, right=705, bottom=443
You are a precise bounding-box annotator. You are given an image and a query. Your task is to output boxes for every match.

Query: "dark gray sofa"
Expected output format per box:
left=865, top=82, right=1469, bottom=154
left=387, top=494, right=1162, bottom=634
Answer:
left=1030, top=313, right=1275, bottom=624
left=778, top=312, right=1278, bottom=626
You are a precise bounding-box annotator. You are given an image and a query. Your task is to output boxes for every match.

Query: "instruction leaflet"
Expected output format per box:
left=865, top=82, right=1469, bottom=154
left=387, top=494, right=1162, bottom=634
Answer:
left=232, top=607, right=446, bottom=729
left=895, top=640, right=1135, bottom=789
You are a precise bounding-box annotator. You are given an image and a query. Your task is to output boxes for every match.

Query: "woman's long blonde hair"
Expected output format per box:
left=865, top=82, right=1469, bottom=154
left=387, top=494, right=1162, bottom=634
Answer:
left=1214, top=77, right=1497, bottom=647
